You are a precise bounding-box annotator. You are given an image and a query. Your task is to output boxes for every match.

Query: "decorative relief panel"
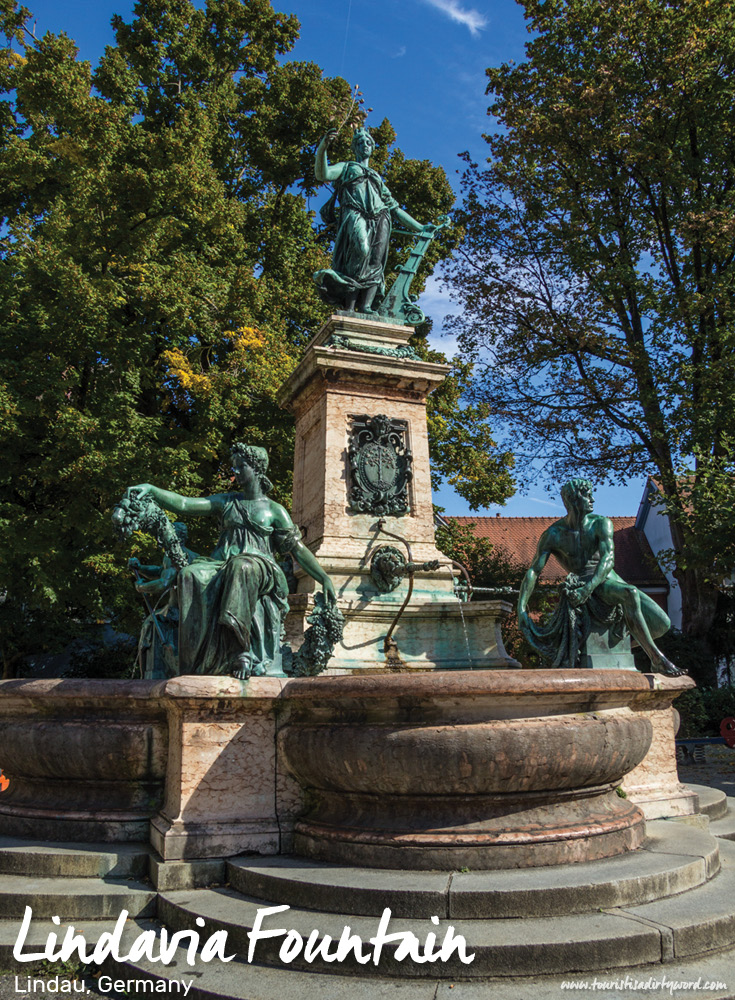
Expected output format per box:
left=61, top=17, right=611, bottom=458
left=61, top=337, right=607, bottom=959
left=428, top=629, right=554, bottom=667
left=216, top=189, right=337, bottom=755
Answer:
left=348, top=414, right=412, bottom=516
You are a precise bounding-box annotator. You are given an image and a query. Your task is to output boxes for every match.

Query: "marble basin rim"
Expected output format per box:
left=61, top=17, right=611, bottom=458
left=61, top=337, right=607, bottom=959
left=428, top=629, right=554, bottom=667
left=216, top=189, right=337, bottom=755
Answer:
left=278, top=669, right=659, bottom=870
left=279, top=667, right=665, bottom=720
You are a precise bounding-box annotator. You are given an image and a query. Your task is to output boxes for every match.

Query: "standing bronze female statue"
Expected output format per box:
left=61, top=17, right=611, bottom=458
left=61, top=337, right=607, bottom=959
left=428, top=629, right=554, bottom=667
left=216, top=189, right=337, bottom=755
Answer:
left=125, top=444, right=336, bottom=678
left=314, top=126, right=437, bottom=314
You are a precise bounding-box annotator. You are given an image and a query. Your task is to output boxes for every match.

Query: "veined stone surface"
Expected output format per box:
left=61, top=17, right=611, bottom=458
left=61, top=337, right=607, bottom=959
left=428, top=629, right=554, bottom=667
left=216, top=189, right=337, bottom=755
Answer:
left=278, top=314, right=518, bottom=672
left=279, top=670, right=656, bottom=869
left=621, top=672, right=698, bottom=818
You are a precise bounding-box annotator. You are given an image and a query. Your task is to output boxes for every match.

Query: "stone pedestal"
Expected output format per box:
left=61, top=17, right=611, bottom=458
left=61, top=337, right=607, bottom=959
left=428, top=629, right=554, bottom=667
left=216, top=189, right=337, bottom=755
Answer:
left=277, top=314, right=519, bottom=671
left=149, top=676, right=303, bottom=860
left=621, top=672, right=698, bottom=818
left=581, top=625, right=637, bottom=670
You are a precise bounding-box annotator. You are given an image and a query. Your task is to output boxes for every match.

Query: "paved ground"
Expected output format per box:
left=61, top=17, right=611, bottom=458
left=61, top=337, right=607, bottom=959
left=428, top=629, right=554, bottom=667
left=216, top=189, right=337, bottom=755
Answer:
left=678, top=744, right=735, bottom=797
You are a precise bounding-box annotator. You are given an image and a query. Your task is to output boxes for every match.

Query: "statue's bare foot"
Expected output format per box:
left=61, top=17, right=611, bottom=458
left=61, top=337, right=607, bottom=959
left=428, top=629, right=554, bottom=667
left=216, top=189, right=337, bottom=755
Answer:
left=232, top=653, right=254, bottom=679
left=655, top=655, right=687, bottom=677
left=230, top=656, right=253, bottom=681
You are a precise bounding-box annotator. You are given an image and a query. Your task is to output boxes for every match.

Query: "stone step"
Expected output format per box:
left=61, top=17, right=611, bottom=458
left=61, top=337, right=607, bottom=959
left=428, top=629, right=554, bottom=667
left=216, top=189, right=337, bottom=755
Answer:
left=107, top=950, right=439, bottom=1000
left=156, top=887, right=658, bottom=979
left=688, top=782, right=729, bottom=820
left=616, top=836, right=735, bottom=962
left=226, top=819, right=718, bottom=919
left=0, top=873, right=156, bottom=921
left=709, top=798, right=735, bottom=841
left=158, top=838, right=735, bottom=979
left=104, top=930, right=735, bottom=1000
left=0, top=836, right=150, bottom=879
left=436, top=957, right=735, bottom=1000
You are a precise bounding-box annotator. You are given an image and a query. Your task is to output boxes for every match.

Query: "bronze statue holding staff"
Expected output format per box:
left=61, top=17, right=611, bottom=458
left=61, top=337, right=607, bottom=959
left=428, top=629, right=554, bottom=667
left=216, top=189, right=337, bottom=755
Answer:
left=313, top=126, right=440, bottom=317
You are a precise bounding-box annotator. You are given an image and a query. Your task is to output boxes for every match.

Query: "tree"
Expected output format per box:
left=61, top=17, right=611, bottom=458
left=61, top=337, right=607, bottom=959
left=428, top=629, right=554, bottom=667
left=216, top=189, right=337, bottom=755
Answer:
left=0, top=0, right=504, bottom=672
left=445, top=0, right=735, bottom=643
left=434, top=517, right=523, bottom=591
left=418, top=339, right=515, bottom=509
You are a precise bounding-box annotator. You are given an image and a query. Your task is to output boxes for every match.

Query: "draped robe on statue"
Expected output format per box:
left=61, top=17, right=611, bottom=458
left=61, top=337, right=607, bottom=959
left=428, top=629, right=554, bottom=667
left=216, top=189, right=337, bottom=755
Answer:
left=176, top=495, right=298, bottom=676
left=314, top=161, right=399, bottom=306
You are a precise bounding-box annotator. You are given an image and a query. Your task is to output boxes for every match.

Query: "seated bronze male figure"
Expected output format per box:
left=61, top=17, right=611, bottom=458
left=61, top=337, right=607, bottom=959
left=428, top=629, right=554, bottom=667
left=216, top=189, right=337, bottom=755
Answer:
left=517, top=478, right=682, bottom=676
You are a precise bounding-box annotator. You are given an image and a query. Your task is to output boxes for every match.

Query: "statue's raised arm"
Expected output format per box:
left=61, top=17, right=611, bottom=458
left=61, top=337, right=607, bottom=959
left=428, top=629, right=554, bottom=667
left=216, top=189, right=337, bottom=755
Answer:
left=315, top=128, right=345, bottom=184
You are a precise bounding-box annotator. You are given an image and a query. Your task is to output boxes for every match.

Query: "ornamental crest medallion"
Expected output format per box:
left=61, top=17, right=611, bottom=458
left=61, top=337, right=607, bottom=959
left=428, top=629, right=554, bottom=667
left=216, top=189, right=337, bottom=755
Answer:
left=348, top=414, right=412, bottom=516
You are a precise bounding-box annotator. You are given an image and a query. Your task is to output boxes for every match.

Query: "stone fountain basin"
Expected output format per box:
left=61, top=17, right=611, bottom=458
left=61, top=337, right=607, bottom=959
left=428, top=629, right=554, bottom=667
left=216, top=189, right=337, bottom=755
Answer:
left=279, top=669, right=656, bottom=870
left=0, top=679, right=167, bottom=842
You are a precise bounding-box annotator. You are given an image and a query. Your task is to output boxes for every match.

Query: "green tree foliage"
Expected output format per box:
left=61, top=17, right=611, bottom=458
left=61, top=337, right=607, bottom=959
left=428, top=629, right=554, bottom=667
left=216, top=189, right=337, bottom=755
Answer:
left=0, top=0, right=496, bottom=673
left=445, top=0, right=735, bottom=641
left=675, top=684, right=735, bottom=739
left=412, top=333, right=515, bottom=509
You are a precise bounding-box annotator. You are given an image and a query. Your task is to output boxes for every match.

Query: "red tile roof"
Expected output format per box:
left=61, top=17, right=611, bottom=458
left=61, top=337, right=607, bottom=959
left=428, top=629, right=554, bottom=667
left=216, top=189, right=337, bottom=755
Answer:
left=448, top=516, right=668, bottom=588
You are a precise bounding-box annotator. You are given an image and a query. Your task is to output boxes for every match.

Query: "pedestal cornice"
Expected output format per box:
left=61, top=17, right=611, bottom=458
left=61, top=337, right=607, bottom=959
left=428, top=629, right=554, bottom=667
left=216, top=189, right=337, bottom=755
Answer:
left=278, top=345, right=450, bottom=412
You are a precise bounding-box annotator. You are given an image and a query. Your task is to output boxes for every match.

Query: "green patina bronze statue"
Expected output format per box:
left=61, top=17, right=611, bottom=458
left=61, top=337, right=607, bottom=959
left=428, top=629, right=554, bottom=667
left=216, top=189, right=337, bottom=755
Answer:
left=128, top=522, right=198, bottom=679
left=113, top=444, right=339, bottom=679
left=314, top=126, right=448, bottom=324
left=517, top=478, right=683, bottom=676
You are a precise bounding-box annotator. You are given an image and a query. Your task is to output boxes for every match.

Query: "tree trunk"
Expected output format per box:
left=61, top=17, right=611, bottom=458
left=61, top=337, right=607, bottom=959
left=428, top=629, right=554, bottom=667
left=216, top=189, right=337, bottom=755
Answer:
left=676, top=565, right=719, bottom=637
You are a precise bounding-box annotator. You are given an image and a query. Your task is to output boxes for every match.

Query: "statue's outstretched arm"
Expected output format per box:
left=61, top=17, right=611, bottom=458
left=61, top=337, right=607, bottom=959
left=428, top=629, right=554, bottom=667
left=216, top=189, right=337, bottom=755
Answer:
left=128, top=557, right=162, bottom=579
left=518, top=546, right=550, bottom=619
left=135, top=565, right=177, bottom=596
left=128, top=483, right=220, bottom=516
left=315, top=130, right=345, bottom=183
left=292, top=541, right=337, bottom=604
left=392, top=206, right=433, bottom=234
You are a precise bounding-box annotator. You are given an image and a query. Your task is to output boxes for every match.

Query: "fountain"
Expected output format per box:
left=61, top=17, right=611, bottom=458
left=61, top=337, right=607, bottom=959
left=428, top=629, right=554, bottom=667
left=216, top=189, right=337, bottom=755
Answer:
left=0, top=121, right=731, bottom=997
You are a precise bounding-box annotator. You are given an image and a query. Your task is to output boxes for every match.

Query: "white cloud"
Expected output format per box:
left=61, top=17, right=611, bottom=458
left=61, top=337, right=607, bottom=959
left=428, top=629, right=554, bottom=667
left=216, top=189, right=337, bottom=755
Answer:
left=527, top=497, right=565, bottom=510
left=420, top=274, right=453, bottom=316
left=420, top=0, right=488, bottom=36
left=393, top=45, right=407, bottom=58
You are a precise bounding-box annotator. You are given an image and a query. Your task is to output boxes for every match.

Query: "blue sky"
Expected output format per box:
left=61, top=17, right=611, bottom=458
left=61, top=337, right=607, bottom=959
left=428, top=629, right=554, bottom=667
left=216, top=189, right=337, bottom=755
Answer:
left=17, top=0, right=647, bottom=518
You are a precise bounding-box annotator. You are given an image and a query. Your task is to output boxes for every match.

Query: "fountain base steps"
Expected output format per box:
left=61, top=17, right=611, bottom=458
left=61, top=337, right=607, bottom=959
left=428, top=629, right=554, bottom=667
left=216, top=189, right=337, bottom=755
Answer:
left=0, top=835, right=152, bottom=879
left=684, top=784, right=735, bottom=840
left=104, top=833, right=735, bottom=999
left=1, top=817, right=735, bottom=989
left=0, top=916, right=160, bottom=969
left=710, top=812, right=735, bottom=842
left=0, top=872, right=156, bottom=922
left=688, top=783, right=730, bottom=820
left=0, top=835, right=157, bottom=967
left=147, top=834, right=735, bottom=981
left=103, top=945, right=735, bottom=1000
left=224, top=821, right=718, bottom=918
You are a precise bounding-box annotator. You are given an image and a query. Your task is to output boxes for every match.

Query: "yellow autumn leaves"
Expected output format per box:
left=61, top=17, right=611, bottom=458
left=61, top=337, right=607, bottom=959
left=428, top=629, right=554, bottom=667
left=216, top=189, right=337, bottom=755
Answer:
left=160, top=326, right=298, bottom=408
